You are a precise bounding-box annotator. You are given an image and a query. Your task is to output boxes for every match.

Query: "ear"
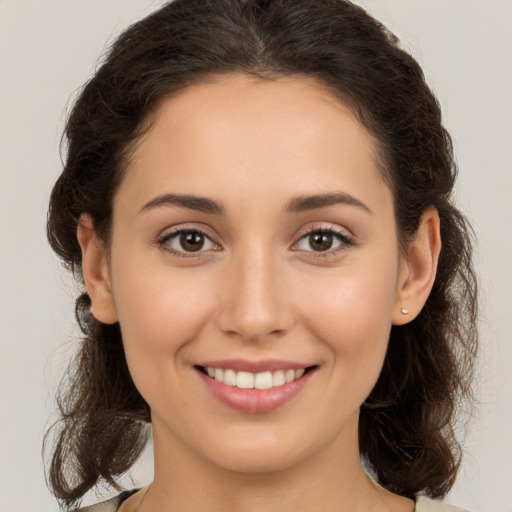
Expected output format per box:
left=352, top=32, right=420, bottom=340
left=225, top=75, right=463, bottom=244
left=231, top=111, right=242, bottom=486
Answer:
left=76, top=214, right=118, bottom=324
left=392, top=206, right=441, bottom=325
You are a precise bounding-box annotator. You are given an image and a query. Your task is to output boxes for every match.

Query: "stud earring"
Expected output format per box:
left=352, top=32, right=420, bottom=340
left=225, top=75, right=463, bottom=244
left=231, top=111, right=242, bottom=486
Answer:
left=400, top=308, right=409, bottom=315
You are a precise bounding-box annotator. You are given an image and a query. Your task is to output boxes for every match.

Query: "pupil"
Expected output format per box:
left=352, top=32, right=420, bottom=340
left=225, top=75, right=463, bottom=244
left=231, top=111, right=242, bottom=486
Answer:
left=181, top=232, right=204, bottom=252
left=310, top=232, right=332, bottom=251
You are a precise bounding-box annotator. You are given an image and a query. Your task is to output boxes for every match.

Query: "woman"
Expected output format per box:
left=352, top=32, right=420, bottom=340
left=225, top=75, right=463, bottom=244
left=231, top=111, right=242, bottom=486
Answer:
left=44, top=0, right=478, bottom=511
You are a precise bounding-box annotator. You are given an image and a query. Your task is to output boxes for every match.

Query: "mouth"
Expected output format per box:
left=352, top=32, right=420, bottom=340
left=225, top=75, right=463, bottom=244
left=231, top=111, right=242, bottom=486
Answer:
left=196, top=365, right=317, bottom=390
left=194, top=362, right=318, bottom=413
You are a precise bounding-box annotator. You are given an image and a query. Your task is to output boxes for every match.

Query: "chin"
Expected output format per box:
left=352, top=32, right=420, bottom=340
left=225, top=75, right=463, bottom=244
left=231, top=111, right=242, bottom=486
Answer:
left=205, top=444, right=308, bottom=475
left=193, top=421, right=340, bottom=475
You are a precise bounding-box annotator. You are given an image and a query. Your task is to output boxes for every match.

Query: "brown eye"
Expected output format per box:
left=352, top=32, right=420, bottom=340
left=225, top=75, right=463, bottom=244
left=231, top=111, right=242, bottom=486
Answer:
left=180, top=231, right=205, bottom=252
left=309, top=232, right=334, bottom=251
left=295, top=228, right=352, bottom=254
left=159, top=229, right=217, bottom=255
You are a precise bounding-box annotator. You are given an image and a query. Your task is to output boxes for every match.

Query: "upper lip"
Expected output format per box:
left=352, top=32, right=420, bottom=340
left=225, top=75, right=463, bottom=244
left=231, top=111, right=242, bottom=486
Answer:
left=196, top=359, right=313, bottom=373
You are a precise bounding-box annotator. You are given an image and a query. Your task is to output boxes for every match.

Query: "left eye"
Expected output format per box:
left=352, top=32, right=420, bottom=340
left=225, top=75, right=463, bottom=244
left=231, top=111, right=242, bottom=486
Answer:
left=295, top=229, right=349, bottom=252
left=160, top=229, right=217, bottom=254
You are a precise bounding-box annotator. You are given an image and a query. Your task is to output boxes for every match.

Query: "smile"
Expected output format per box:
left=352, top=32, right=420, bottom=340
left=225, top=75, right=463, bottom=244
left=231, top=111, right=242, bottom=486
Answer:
left=195, top=361, right=317, bottom=413
left=202, top=367, right=306, bottom=389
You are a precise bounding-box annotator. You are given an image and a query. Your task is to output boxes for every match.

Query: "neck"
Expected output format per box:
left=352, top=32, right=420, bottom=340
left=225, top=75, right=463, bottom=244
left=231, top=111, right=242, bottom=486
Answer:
left=126, top=416, right=413, bottom=512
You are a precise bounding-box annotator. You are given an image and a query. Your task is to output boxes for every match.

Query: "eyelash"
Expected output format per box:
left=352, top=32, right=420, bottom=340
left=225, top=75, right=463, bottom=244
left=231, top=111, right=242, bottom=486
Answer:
left=156, top=226, right=354, bottom=259
left=157, top=227, right=218, bottom=258
left=294, top=227, right=354, bottom=260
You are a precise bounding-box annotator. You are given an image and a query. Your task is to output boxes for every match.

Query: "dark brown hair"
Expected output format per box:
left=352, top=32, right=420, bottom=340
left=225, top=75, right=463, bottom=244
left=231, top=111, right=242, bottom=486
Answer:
left=45, top=0, right=478, bottom=509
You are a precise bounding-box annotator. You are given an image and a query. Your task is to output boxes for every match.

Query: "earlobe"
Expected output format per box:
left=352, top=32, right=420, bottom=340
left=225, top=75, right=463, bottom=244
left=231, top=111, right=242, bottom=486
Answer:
left=76, top=214, right=118, bottom=324
left=392, top=206, right=441, bottom=326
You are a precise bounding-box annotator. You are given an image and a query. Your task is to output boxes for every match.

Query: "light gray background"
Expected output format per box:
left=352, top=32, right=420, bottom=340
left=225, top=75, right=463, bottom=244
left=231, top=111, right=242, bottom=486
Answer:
left=0, top=1, right=510, bottom=511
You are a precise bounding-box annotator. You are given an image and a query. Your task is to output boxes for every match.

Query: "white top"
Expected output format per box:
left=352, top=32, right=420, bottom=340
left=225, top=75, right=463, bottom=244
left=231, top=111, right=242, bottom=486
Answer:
left=415, top=493, right=470, bottom=511
left=78, top=490, right=471, bottom=511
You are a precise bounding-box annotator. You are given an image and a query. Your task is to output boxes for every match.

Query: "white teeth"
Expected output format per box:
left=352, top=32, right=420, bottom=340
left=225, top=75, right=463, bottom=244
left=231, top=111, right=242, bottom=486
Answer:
left=254, top=371, right=273, bottom=390
left=236, top=371, right=254, bottom=389
left=223, top=369, right=237, bottom=386
left=272, top=370, right=285, bottom=387
left=205, top=366, right=309, bottom=389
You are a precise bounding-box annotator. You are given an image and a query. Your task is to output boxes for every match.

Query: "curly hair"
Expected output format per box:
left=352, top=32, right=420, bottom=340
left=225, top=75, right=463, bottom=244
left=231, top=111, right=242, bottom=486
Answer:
left=45, top=0, right=478, bottom=509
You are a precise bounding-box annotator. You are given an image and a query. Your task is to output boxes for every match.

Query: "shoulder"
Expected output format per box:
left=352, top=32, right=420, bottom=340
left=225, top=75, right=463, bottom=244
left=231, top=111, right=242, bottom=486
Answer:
left=75, top=490, right=139, bottom=512
left=415, top=493, right=471, bottom=512
left=74, top=488, right=472, bottom=512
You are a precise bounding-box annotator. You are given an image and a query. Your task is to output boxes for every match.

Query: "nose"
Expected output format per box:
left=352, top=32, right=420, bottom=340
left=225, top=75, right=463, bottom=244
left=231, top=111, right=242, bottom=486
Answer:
left=215, top=245, right=294, bottom=343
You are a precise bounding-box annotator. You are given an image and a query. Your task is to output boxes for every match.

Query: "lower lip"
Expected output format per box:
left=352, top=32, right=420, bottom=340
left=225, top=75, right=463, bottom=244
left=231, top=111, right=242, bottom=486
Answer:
left=196, top=367, right=315, bottom=414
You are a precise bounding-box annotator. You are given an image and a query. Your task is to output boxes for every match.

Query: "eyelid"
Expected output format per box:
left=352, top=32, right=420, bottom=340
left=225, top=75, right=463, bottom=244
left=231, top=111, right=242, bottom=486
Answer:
left=157, top=224, right=221, bottom=258
left=155, top=222, right=355, bottom=260
left=290, top=224, right=355, bottom=258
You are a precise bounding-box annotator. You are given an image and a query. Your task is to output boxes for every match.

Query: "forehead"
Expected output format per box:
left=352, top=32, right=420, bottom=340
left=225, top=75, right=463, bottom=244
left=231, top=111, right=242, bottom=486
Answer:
left=119, top=73, right=390, bottom=213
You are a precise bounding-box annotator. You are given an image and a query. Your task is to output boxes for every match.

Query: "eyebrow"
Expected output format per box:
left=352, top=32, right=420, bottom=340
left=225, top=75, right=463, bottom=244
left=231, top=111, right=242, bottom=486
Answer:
left=140, top=193, right=226, bottom=215
left=285, top=192, right=373, bottom=215
left=139, top=191, right=372, bottom=216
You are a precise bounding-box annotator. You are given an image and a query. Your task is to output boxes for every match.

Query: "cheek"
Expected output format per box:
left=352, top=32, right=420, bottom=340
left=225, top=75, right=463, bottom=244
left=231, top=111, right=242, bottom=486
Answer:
left=296, top=262, right=397, bottom=377
left=112, top=264, right=217, bottom=357
left=298, top=272, right=396, bottom=434
left=111, top=264, right=220, bottom=414
left=303, top=266, right=396, bottom=333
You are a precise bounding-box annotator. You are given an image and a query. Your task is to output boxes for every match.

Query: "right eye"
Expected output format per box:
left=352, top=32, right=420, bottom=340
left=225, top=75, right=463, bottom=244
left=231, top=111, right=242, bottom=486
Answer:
left=158, top=229, right=219, bottom=257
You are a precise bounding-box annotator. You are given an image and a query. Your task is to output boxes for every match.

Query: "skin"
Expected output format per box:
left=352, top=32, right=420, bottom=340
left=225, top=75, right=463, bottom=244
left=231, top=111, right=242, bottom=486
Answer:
left=78, top=74, right=441, bottom=512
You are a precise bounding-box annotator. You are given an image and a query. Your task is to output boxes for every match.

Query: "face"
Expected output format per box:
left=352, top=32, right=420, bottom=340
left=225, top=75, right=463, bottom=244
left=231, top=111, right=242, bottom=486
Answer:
left=95, top=74, right=411, bottom=474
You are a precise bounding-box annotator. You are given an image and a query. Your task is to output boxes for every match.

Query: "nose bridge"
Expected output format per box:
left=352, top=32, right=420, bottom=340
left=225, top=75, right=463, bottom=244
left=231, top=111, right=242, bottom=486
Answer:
left=216, top=240, right=292, bottom=342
